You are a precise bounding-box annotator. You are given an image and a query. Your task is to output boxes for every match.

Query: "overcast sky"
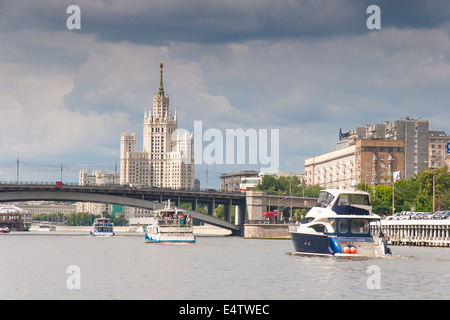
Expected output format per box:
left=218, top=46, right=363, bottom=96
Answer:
left=1, top=0, right=450, bottom=187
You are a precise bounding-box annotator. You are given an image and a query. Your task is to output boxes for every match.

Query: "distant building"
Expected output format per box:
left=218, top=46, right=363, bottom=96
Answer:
left=337, top=117, right=429, bottom=179
left=429, top=131, right=450, bottom=169
left=77, top=170, right=122, bottom=216
left=305, top=139, right=404, bottom=189
left=220, top=171, right=260, bottom=192
left=0, top=205, right=32, bottom=231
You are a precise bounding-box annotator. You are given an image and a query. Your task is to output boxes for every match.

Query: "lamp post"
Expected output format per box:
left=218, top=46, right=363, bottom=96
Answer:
left=432, top=168, right=435, bottom=212
left=60, top=154, right=67, bottom=182
left=424, top=159, right=436, bottom=212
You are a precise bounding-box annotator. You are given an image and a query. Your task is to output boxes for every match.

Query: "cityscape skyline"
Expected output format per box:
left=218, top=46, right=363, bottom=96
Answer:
left=1, top=1, right=450, bottom=188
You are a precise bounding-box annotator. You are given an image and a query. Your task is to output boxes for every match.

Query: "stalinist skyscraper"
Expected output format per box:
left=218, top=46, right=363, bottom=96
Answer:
left=120, top=63, right=194, bottom=189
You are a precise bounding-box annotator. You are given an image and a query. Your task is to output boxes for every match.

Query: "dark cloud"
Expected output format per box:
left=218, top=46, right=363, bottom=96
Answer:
left=2, top=0, right=450, bottom=45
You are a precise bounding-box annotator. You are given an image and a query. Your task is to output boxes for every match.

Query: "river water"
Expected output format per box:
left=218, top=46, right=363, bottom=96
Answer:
left=0, top=231, right=449, bottom=300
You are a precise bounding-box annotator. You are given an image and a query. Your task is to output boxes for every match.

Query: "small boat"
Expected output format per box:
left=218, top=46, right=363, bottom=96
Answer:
left=90, top=218, right=115, bottom=236
left=37, top=222, right=56, bottom=232
left=0, top=226, right=10, bottom=233
left=145, top=202, right=195, bottom=243
left=290, top=189, right=391, bottom=257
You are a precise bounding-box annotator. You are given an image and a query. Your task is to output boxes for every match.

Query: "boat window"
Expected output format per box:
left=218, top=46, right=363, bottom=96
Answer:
left=309, top=224, right=325, bottom=233
left=338, top=220, right=348, bottom=233
left=337, top=194, right=370, bottom=206
left=317, top=191, right=335, bottom=208
left=351, top=220, right=370, bottom=234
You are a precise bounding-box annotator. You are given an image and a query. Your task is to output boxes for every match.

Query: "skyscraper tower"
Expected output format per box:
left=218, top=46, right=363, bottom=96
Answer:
left=121, top=63, right=194, bottom=189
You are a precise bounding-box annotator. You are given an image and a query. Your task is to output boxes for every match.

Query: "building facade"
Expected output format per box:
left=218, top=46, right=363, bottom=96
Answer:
left=77, top=170, right=122, bottom=216
left=305, top=139, right=404, bottom=189
left=120, top=63, right=195, bottom=190
left=428, top=131, right=450, bottom=169
left=221, top=171, right=260, bottom=192
left=337, top=117, right=429, bottom=179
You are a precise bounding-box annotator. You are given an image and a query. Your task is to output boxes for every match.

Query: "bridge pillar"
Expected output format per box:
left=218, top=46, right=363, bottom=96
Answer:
left=208, top=198, right=216, bottom=216
left=233, top=203, right=246, bottom=236
left=245, top=190, right=267, bottom=221
left=223, top=199, right=233, bottom=223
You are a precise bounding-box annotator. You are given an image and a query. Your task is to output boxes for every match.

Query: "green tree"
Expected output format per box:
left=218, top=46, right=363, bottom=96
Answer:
left=394, top=178, right=419, bottom=212
left=415, top=166, right=450, bottom=211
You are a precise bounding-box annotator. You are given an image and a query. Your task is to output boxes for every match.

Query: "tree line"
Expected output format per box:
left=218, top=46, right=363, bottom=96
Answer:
left=359, top=166, right=450, bottom=215
left=32, top=211, right=128, bottom=226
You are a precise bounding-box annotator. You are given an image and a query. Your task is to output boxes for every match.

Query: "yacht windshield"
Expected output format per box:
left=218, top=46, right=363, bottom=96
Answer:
left=337, top=194, right=370, bottom=206
left=317, top=191, right=335, bottom=208
left=333, top=193, right=371, bottom=215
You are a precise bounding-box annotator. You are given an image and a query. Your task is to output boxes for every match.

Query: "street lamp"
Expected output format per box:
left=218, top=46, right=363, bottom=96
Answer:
left=424, top=160, right=436, bottom=212
left=60, top=154, right=67, bottom=182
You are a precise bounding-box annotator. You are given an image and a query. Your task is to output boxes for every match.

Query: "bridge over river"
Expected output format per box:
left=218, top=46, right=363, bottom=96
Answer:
left=0, top=182, right=317, bottom=236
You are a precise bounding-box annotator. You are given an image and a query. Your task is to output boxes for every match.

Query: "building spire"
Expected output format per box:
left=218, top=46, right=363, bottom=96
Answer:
left=158, top=62, right=164, bottom=97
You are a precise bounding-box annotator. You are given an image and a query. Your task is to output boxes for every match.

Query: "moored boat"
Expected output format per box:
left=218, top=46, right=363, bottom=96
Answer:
left=0, top=226, right=10, bottom=233
left=37, top=222, right=56, bottom=232
left=145, top=203, right=195, bottom=243
left=90, top=218, right=115, bottom=236
left=290, top=189, right=392, bottom=257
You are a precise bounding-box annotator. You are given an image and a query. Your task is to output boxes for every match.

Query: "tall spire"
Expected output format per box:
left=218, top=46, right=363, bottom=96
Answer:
left=158, top=62, right=164, bottom=97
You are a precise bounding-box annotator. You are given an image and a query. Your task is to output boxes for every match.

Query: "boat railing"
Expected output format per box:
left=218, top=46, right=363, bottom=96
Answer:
left=154, top=218, right=193, bottom=227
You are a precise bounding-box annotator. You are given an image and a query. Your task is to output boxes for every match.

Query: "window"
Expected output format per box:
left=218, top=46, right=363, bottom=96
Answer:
left=339, top=220, right=348, bottom=233
left=317, top=191, right=335, bottom=208
left=351, top=220, right=369, bottom=234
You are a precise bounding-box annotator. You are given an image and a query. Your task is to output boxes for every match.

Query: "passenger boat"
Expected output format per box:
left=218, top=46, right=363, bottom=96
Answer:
left=290, top=189, right=391, bottom=257
left=0, top=226, right=10, bottom=233
left=90, top=218, right=115, bottom=236
left=37, top=222, right=56, bottom=232
left=145, top=203, right=195, bottom=243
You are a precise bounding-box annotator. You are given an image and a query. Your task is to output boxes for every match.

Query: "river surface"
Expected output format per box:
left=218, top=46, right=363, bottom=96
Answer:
left=1, top=231, right=449, bottom=300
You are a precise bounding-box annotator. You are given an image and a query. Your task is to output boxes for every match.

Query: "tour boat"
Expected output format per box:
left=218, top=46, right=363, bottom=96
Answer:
left=90, top=218, right=115, bottom=236
left=37, top=222, right=56, bottom=232
left=290, top=189, right=391, bottom=257
left=145, top=203, right=195, bottom=243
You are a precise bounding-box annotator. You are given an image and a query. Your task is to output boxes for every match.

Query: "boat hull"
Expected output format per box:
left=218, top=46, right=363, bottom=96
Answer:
left=145, top=224, right=195, bottom=243
left=90, top=231, right=115, bottom=236
left=290, top=232, right=390, bottom=256
left=37, top=228, right=56, bottom=232
left=144, top=233, right=196, bottom=243
left=290, top=232, right=334, bottom=255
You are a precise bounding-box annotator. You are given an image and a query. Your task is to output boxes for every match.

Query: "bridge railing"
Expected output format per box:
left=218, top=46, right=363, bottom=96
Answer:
left=0, top=180, right=241, bottom=194
left=0, top=180, right=80, bottom=186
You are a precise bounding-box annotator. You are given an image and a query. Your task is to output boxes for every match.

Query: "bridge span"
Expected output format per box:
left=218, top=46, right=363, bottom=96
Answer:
left=0, top=183, right=317, bottom=236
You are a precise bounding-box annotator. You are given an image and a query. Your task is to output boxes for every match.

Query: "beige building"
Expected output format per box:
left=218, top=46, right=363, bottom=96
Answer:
left=77, top=170, right=120, bottom=216
left=338, top=117, right=428, bottom=179
left=428, top=131, right=450, bottom=169
left=120, top=63, right=194, bottom=190
left=305, top=139, right=405, bottom=189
